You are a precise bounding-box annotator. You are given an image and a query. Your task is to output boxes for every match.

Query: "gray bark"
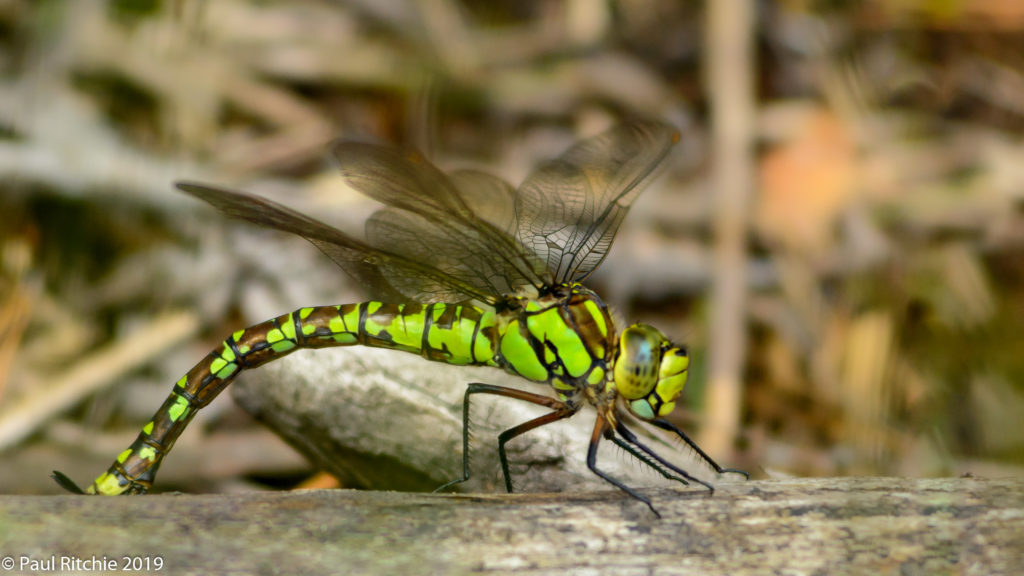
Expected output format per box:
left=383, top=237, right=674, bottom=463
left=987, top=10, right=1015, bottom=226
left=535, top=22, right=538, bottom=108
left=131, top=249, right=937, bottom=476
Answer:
left=2, top=477, right=1020, bottom=575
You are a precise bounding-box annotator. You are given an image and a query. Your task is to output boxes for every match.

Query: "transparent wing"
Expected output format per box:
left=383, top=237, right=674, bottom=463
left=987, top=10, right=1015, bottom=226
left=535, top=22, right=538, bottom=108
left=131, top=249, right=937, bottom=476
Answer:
left=178, top=122, right=676, bottom=304
left=333, top=142, right=550, bottom=295
left=176, top=182, right=499, bottom=305
left=448, top=169, right=518, bottom=236
left=515, top=121, right=679, bottom=283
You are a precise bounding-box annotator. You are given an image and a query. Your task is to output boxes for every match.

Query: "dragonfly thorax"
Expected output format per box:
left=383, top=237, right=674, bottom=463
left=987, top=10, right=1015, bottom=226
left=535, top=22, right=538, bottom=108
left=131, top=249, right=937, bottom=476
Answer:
left=495, top=283, right=616, bottom=397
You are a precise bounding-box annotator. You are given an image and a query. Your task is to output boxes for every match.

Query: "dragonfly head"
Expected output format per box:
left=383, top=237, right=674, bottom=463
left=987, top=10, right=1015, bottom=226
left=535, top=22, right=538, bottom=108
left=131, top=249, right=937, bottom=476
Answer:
left=614, top=324, right=689, bottom=421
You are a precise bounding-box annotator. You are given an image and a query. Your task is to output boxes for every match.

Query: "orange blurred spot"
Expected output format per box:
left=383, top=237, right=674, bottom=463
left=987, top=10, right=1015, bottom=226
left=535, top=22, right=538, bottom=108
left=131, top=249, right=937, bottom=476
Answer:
left=294, top=471, right=342, bottom=491
left=757, top=110, right=856, bottom=254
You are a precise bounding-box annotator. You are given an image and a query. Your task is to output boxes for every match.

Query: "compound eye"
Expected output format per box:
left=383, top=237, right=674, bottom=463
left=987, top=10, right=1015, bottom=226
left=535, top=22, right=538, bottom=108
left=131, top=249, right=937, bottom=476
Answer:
left=654, top=347, right=689, bottom=408
left=614, top=325, right=662, bottom=401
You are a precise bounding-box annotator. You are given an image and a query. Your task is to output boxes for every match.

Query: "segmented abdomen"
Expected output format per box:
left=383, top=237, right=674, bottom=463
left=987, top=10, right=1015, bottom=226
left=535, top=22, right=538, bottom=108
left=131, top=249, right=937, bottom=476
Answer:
left=88, top=301, right=499, bottom=495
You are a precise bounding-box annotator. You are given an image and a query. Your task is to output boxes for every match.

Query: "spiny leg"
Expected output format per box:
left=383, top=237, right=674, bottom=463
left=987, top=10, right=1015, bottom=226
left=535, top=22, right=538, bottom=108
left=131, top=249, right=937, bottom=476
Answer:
left=586, top=412, right=661, bottom=518
left=494, top=402, right=578, bottom=493
left=434, top=383, right=576, bottom=494
left=650, top=418, right=750, bottom=478
left=608, top=436, right=689, bottom=486
left=614, top=421, right=714, bottom=493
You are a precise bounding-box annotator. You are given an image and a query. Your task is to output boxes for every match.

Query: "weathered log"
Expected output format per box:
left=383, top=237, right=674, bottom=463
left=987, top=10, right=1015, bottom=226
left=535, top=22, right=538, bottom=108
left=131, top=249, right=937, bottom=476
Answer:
left=2, top=477, right=1020, bottom=575
left=232, top=346, right=717, bottom=494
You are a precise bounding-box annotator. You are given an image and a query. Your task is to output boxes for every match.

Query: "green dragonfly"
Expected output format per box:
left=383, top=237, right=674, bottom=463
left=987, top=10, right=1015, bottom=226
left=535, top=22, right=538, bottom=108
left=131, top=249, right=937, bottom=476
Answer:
left=55, top=120, right=745, bottom=515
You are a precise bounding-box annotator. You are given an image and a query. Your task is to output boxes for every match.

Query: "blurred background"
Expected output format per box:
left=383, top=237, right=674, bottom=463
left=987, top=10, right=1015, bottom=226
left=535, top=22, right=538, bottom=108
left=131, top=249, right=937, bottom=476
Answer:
left=1, top=0, right=1022, bottom=495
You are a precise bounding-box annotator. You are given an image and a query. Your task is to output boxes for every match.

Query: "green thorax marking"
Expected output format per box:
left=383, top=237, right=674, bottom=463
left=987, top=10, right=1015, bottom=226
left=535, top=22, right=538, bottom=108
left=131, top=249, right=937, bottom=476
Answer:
left=496, top=283, right=615, bottom=391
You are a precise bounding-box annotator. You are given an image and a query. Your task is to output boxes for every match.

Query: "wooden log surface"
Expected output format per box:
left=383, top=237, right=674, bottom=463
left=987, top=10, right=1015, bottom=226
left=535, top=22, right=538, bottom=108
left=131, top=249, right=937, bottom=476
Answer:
left=1, top=476, right=1021, bottom=575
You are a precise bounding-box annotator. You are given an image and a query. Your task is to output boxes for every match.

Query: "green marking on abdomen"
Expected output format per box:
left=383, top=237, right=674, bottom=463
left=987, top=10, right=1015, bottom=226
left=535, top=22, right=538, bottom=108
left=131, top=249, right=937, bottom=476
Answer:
left=272, top=339, right=296, bottom=353
left=209, top=342, right=239, bottom=379
left=281, top=314, right=297, bottom=340
left=167, top=394, right=192, bottom=422
left=365, top=303, right=424, bottom=352
left=332, top=333, right=357, bottom=344
left=473, top=310, right=497, bottom=363
left=91, top=473, right=123, bottom=496
left=137, top=446, right=158, bottom=462
left=426, top=304, right=495, bottom=365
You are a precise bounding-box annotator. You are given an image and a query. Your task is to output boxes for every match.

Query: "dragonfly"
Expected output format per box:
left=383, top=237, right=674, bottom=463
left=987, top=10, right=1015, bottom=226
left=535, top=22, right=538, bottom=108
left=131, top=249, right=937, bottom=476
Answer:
left=54, top=120, right=746, bottom=516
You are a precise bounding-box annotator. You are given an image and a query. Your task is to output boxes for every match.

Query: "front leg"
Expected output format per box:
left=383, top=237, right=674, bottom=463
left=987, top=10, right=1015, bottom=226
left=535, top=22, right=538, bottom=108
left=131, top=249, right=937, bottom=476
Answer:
left=649, top=418, right=750, bottom=479
left=584, top=412, right=662, bottom=518
left=613, top=421, right=714, bottom=493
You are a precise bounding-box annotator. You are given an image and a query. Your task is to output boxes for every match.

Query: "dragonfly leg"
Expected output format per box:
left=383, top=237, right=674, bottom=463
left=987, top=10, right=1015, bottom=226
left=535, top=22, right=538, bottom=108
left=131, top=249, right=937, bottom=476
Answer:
left=434, top=383, right=575, bottom=494
left=586, top=412, right=661, bottom=518
left=614, top=421, right=714, bottom=493
left=607, top=436, right=689, bottom=486
left=649, top=418, right=750, bottom=479
left=494, top=402, right=577, bottom=493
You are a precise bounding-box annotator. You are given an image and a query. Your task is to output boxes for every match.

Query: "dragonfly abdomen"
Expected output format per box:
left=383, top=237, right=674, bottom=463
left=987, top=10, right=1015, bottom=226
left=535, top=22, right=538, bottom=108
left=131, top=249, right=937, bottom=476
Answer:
left=350, top=301, right=500, bottom=366
left=86, top=301, right=500, bottom=495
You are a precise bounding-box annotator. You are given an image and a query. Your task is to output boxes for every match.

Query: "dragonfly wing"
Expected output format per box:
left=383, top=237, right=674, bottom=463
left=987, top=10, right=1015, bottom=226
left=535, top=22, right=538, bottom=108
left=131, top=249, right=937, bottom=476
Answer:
left=447, top=169, right=518, bottom=236
left=333, top=142, right=473, bottom=219
left=366, top=207, right=523, bottom=298
left=333, top=141, right=549, bottom=294
left=175, top=182, right=498, bottom=304
left=515, top=121, right=679, bottom=283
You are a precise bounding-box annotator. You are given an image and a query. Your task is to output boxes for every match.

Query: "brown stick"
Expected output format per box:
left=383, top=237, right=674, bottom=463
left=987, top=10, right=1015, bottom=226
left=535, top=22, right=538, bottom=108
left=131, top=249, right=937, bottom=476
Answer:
left=704, top=0, right=757, bottom=458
